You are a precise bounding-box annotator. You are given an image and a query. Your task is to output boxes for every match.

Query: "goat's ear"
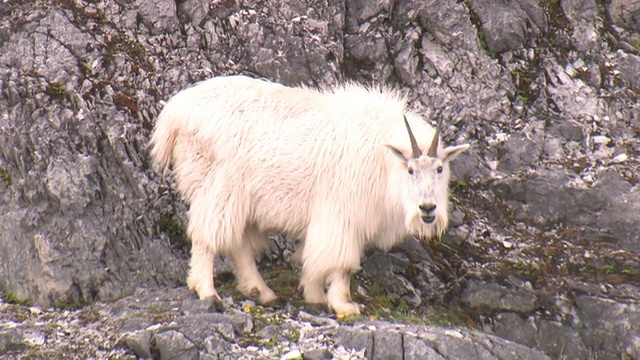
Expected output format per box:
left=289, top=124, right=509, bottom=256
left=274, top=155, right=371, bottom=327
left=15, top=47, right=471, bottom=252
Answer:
left=443, top=144, right=470, bottom=162
left=384, top=144, right=409, bottom=164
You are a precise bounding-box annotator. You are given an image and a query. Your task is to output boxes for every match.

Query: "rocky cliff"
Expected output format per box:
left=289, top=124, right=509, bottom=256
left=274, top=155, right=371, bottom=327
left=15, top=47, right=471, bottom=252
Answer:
left=1, top=0, right=639, bottom=358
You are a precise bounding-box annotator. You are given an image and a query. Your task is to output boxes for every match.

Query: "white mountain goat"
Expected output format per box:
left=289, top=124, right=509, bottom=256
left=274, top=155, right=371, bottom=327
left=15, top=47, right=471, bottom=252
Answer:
left=150, top=75, right=470, bottom=315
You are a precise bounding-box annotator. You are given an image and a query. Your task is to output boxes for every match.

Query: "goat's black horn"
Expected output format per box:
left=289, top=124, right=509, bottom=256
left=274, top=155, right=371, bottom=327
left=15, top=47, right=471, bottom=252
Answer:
left=428, top=129, right=439, bottom=157
left=403, top=116, right=422, bottom=159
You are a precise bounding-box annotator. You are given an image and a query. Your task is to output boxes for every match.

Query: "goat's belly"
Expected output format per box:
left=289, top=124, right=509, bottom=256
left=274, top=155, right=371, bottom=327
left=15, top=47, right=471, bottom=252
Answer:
left=249, top=193, right=310, bottom=239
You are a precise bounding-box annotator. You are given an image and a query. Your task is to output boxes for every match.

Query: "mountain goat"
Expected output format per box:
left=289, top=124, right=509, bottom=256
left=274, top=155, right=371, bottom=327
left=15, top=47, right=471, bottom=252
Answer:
left=150, top=75, right=469, bottom=315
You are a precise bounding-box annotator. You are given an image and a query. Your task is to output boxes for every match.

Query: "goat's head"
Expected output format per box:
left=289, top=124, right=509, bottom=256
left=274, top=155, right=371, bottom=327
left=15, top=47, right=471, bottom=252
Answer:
left=386, top=116, right=469, bottom=237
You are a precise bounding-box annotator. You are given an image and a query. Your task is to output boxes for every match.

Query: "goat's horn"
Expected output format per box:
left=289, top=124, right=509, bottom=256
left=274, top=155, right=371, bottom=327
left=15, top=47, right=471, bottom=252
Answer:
left=428, top=129, right=439, bottom=157
left=403, top=116, right=422, bottom=159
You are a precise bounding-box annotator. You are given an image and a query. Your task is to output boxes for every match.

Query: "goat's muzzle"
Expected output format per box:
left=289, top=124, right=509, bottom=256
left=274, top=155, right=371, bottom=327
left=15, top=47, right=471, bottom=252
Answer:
left=419, top=203, right=437, bottom=224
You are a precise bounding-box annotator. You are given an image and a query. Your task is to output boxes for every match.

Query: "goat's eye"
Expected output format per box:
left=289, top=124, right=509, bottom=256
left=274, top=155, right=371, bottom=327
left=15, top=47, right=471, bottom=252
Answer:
left=437, top=166, right=443, bottom=174
left=408, top=168, right=414, bottom=175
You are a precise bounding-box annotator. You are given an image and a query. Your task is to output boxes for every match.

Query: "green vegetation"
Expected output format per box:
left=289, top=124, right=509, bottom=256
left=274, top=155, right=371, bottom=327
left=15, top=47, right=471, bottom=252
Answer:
left=621, top=268, right=638, bottom=276
left=451, top=178, right=469, bottom=195
left=0, top=167, right=11, bottom=187
left=2, top=290, right=32, bottom=306
left=104, top=288, right=135, bottom=303
left=262, top=337, right=278, bottom=349
left=165, top=216, right=183, bottom=237
left=241, top=304, right=299, bottom=349
left=602, top=264, right=616, bottom=275
left=513, top=260, right=541, bottom=278
left=512, top=67, right=537, bottom=104
left=232, top=261, right=476, bottom=352
left=25, top=348, right=45, bottom=358
left=46, top=82, right=67, bottom=99
left=335, top=301, right=474, bottom=329
left=541, top=0, right=574, bottom=38
left=462, top=0, right=495, bottom=58
left=51, top=297, right=71, bottom=310
left=262, top=265, right=304, bottom=307
left=147, top=304, right=163, bottom=314
left=225, top=261, right=476, bottom=347
left=78, top=308, right=102, bottom=325
left=289, top=328, right=300, bottom=343
left=630, top=37, right=640, bottom=52
left=351, top=276, right=475, bottom=329
left=216, top=263, right=304, bottom=307
left=600, top=264, right=638, bottom=277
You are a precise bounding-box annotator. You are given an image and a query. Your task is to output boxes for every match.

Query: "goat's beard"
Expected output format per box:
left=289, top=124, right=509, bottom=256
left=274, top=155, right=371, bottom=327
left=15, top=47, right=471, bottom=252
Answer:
left=405, top=207, right=449, bottom=241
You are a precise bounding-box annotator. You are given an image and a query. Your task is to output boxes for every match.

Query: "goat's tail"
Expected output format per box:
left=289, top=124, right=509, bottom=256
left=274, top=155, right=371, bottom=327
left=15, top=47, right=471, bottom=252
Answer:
left=149, top=102, right=179, bottom=170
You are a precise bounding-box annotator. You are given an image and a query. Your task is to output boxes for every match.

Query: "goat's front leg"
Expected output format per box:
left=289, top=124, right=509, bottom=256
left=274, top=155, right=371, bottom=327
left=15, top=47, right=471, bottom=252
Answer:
left=326, top=269, right=361, bottom=315
left=300, top=270, right=328, bottom=313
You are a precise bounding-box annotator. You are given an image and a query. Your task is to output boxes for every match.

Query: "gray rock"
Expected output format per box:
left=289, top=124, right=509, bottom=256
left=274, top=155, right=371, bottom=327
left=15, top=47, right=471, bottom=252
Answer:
left=617, top=51, right=640, bottom=90
left=469, top=0, right=546, bottom=53
left=178, top=0, right=211, bottom=27
left=213, top=322, right=237, bottom=342
left=606, top=0, right=640, bottom=30
left=587, top=172, right=640, bottom=252
left=152, top=330, right=199, bottom=360
left=498, top=133, right=543, bottom=173
left=0, top=286, right=581, bottom=359
left=0, top=3, right=190, bottom=307
left=461, top=280, right=538, bottom=314
left=303, top=348, right=333, bottom=360
left=550, top=119, right=584, bottom=142
left=575, top=295, right=640, bottom=359
left=523, top=167, right=574, bottom=224
left=359, top=236, right=449, bottom=307
left=123, top=330, right=153, bottom=358
left=203, top=333, right=232, bottom=356
left=403, top=335, right=445, bottom=359
left=536, top=320, right=590, bottom=359
left=255, top=324, right=281, bottom=341
left=335, top=327, right=374, bottom=358
left=561, top=0, right=601, bottom=53
left=561, top=0, right=598, bottom=23
left=348, top=0, right=393, bottom=23
left=493, top=312, right=538, bottom=347
left=417, top=327, right=551, bottom=360
left=493, top=312, right=591, bottom=359
left=0, top=329, right=24, bottom=354
left=372, top=329, right=403, bottom=359
left=135, top=0, right=179, bottom=34
left=176, top=313, right=253, bottom=344
left=394, top=40, right=420, bottom=85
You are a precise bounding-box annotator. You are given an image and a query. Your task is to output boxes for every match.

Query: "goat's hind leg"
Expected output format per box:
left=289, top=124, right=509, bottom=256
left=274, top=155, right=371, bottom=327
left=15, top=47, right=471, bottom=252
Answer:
left=186, top=239, right=224, bottom=311
left=229, top=227, right=281, bottom=307
left=185, top=189, right=226, bottom=309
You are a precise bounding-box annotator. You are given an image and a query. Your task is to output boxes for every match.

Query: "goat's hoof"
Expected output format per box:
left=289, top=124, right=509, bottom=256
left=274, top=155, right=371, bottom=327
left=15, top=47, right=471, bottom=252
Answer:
left=204, top=296, right=225, bottom=313
left=248, top=287, right=261, bottom=300
left=306, top=302, right=329, bottom=315
left=331, top=302, right=361, bottom=316
left=264, top=298, right=286, bottom=309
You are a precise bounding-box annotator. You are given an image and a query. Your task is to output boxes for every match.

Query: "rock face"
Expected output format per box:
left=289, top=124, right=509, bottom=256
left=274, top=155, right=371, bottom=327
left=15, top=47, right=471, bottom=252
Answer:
left=1, top=0, right=639, bottom=358
left=0, top=287, right=553, bottom=359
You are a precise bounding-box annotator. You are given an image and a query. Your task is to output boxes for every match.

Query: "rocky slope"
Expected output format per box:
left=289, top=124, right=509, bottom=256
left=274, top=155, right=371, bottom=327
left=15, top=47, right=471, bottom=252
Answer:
left=1, top=0, right=639, bottom=358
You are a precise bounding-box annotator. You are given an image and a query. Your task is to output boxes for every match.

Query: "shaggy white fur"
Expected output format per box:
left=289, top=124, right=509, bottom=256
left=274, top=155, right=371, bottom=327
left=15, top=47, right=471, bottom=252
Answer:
left=150, top=75, right=469, bottom=314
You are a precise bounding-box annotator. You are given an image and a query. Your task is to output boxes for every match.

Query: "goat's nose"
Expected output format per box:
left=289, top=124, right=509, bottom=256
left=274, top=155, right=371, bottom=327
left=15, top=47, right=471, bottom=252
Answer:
left=419, top=203, right=437, bottom=224
left=419, top=203, right=437, bottom=213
